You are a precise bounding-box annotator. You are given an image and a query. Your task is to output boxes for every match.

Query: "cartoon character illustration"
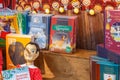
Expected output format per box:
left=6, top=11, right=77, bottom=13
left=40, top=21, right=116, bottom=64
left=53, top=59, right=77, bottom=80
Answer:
left=50, top=32, right=71, bottom=49
left=0, top=18, right=11, bottom=32
left=107, top=76, right=112, bottom=80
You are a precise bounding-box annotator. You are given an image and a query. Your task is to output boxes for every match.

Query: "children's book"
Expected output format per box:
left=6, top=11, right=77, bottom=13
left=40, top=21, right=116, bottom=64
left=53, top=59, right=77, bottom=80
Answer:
left=28, top=13, right=53, bottom=49
left=6, top=34, right=34, bottom=69
left=104, top=10, right=120, bottom=52
left=97, top=44, right=120, bottom=64
left=2, top=66, right=31, bottom=80
left=99, top=62, right=119, bottom=80
left=90, top=56, right=119, bottom=80
left=90, top=56, right=109, bottom=80
left=49, top=15, right=78, bottom=53
left=17, top=12, right=28, bottom=34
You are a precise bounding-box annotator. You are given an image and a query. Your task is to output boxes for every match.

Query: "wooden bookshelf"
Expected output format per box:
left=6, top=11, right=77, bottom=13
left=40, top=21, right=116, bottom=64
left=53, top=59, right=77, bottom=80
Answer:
left=41, top=49, right=96, bottom=80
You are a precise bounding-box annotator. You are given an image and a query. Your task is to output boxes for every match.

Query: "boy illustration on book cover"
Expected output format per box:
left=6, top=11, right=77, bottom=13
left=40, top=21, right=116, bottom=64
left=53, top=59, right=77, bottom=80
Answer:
left=104, top=74, right=116, bottom=80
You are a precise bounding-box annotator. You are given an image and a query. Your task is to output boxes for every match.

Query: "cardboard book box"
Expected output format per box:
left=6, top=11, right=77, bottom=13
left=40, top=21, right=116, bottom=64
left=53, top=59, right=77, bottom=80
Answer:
left=6, top=34, right=34, bottom=69
left=49, top=15, right=78, bottom=53
left=104, top=10, right=120, bottom=51
left=27, top=13, right=53, bottom=49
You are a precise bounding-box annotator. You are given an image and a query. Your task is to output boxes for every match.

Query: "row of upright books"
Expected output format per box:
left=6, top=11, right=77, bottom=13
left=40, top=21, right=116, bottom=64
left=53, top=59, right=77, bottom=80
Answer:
left=0, top=9, right=78, bottom=69
left=0, top=8, right=78, bottom=53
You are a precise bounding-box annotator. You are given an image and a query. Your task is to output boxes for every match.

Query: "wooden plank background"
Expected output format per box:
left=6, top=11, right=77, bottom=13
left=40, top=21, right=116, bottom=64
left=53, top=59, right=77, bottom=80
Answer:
left=76, top=11, right=104, bottom=50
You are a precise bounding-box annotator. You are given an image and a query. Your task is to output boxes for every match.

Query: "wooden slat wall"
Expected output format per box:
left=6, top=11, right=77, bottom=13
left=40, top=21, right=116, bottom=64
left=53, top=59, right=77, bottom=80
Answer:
left=76, top=11, right=104, bottom=50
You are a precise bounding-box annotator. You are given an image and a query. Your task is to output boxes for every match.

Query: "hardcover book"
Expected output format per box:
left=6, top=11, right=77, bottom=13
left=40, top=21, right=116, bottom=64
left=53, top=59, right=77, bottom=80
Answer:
left=6, top=34, right=34, bottom=69
left=97, top=44, right=120, bottom=64
left=28, top=13, right=53, bottom=49
left=90, top=56, right=119, bottom=80
left=104, top=10, right=120, bottom=51
left=90, top=56, right=109, bottom=80
left=2, top=66, right=30, bottom=80
left=17, top=12, right=29, bottom=34
left=99, top=62, right=119, bottom=80
left=49, top=15, right=78, bottom=53
left=0, top=8, right=19, bottom=34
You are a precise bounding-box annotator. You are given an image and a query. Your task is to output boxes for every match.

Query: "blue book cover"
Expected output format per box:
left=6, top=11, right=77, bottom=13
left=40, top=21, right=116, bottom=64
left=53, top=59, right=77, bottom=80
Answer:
left=27, top=13, right=53, bottom=49
left=98, top=62, right=119, bottom=80
left=90, top=56, right=119, bottom=80
left=2, top=66, right=30, bottom=80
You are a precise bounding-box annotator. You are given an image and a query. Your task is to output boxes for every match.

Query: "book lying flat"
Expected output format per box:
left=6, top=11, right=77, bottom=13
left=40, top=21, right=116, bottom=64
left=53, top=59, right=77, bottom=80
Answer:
left=90, top=56, right=119, bottom=80
left=2, top=66, right=30, bottom=80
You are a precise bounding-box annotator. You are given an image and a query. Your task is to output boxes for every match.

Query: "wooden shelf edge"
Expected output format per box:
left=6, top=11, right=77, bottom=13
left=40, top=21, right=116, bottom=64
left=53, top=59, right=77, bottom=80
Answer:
left=41, top=49, right=96, bottom=59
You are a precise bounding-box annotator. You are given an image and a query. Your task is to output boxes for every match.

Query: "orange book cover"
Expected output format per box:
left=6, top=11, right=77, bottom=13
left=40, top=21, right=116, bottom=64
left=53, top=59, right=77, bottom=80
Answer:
left=6, top=34, right=34, bottom=69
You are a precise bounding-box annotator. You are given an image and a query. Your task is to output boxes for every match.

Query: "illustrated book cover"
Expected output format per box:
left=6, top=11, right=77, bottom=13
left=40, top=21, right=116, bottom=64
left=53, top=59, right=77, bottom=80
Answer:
left=2, top=66, right=30, bottom=80
left=90, top=56, right=119, bottom=80
left=104, top=10, right=120, bottom=52
left=6, top=34, right=34, bottom=69
left=28, top=13, right=53, bottom=49
left=49, top=15, right=78, bottom=53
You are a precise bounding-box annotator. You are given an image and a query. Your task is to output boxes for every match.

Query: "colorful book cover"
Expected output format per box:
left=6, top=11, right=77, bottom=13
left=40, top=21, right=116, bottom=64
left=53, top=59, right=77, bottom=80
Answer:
left=28, top=13, right=53, bottom=49
left=90, top=56, right=117, bottom=80
left=6, top=34, right=34, bottom=69
left=90, top=56, right=109, bottom=80
left=2, top=66, right=30, bottom=80
left=0, top=15, right=19, bottom=34
left=104, top=10, right=120, bottom=51
left=99, top=62, right=119, bottom=80
left=17, top=12, right=29, bottom=34
left=49, top=15, right=78, bottom=53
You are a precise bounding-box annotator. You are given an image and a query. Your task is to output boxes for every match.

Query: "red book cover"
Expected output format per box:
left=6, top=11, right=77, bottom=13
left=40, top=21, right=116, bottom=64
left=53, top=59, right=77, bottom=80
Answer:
left=49, top=15, right=77, bottom=53
left=104, top=10, right=120, bottom=52
left=96, top=63, right=100, bottom=80
left=90, top=58, right=96, bottom=80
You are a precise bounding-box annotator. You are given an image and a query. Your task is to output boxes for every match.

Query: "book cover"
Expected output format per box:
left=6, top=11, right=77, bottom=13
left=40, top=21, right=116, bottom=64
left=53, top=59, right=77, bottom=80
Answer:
left=90, top=56, right=117, bottom=80
left=0, top=14, right=19, bottom=34
left=99, top=62, right=119, bottom=80
left=2, top=66, right=30, bottom=80
left=97, top=44, right=120, bottom=64
left=17, top=12, right=29, bottom=34
left=90, top=56, right=109, bottom=80
left=104, top=10, right=120, bottom=51
left=97, top=44, right=108, bottom=59
left=6, top=34, right=34, bottom=69
left=28, top=13, right=53, bottom=49
left=49, top=15, right=78, bottom=53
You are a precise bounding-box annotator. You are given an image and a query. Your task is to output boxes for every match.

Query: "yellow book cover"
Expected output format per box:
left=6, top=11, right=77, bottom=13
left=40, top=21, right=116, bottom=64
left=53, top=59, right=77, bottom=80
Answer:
left=6, top=34, right=34, bottom=69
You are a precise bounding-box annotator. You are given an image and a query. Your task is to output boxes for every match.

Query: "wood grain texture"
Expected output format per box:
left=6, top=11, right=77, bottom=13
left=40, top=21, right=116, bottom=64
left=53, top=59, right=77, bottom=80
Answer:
left=42, top=49, right=96, bottom=80
left=76, top=11, right=104, bottom=50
